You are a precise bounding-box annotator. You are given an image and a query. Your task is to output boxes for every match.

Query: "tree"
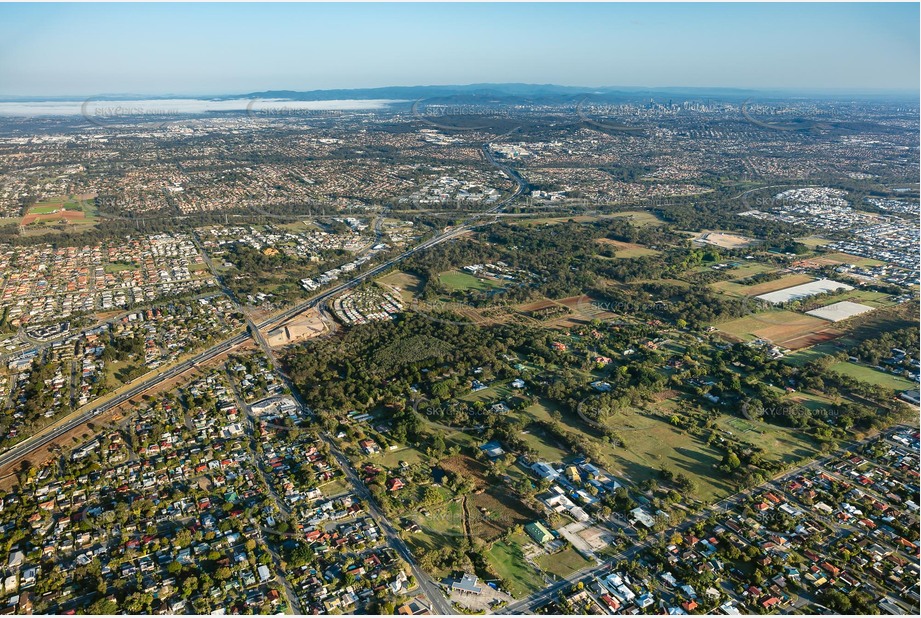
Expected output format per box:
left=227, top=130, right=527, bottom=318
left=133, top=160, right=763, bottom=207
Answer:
left=87, top=598, right=118, bottom=614
left=724, top=452, right=741, bottom=470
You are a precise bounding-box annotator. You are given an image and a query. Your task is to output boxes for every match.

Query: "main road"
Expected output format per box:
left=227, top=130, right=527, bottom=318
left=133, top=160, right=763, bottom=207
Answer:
left=497, top=426, right=905, bottom=614
left=0, top=225, right=475, bottom=472
left=0, top=139, right=527, bottom=496
left=0, top=142, right=526, bottom=614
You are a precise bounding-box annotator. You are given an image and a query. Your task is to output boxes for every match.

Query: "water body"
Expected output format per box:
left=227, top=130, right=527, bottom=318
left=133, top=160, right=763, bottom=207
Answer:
left=0, top=98, right=406, bottom=117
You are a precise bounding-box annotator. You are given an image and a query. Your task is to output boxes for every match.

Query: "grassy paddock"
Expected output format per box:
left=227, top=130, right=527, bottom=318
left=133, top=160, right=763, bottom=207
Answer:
left=438, top=270, right=499, bottom=292
left=829, top=361, right=916, bottom=391
left=485, top=533, right=545, bottom=597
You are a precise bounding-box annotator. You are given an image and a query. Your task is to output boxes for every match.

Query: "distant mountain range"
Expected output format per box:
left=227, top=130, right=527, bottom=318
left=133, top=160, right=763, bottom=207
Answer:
left=3, top=83, right=915, bottom=103
left=232, top=83, right=760, bottom=102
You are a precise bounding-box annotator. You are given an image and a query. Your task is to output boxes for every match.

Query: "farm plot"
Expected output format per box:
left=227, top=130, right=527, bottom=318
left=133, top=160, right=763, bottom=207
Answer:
left=715, top=310, right=840, bottom=349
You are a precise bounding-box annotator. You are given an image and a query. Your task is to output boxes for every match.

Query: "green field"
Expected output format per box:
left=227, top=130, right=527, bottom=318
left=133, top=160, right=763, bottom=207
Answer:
left=485, top=534, right=544, bottom=597
left=534, top=547, right=592, bottom=579
left=820, top=290, right=894, bottom=309
left=376, top=444, right=426, bottom=469
left=783, top=342, right=842, bottom=367
left=404, top=500, right=465, bottom=537
left=378, top=271, right=423, bottom=302
left=104, top=262, right=141, bottom=274
left=823, top=252, right=886, bottom=267
left=518, top=393, right=821, bottom=502
left=439, top=270, right=499, bottom=292
left=795, top=236, right=832, bottom=249
left=29, top=203, right=65, bottom=214
left=716, top=416, right=821, bottom=464
left=518, top=426, right=570, bottom=463
left=829, top=361, right=916, bottom=391
left=604, top=210, right=665, bottom=226
left=459, top=383, right=514, bottom=404
left=600, top=244, right=660, bottom=259
left=28, top=194, right=95, bottom=214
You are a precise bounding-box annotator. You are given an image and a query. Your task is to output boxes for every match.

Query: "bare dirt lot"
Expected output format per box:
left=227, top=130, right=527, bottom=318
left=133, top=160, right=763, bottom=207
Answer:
left=692, top=230, right=757, bottom=249
left=448, top=584, right=513, bottom=613
left=266, top=308, right=328, bottom=346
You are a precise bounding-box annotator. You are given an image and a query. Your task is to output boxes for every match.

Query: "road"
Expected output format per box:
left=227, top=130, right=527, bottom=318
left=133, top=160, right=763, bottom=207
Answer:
left=0, top=142, right=527, bottom=612
left=223, top=368, right=304, bottom=614
left=0, top=212, right=476, bottom=473
left=323, top=437, right=455, bottom=615
left=0, top=331, right=251, bottom=471
left=499, top=427, right=904, bottom=614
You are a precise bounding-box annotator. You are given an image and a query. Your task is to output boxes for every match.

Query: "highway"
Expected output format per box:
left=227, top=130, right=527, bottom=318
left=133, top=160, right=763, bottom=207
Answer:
left=0, top=331, right=250, bottom=470
left=0, top=141, right=527, bottom=612
left=0, top=221, right=473, bottom=473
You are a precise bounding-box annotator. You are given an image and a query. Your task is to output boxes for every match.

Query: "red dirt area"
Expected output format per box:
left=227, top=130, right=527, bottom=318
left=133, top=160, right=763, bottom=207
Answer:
left=779, top=329, right=841, bottom=350
left=21, top=209, right=86, bottom=226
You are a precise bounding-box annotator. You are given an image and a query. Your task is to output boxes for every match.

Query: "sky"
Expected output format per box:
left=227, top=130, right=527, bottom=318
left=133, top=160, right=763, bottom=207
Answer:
left=0, top=2, right=918, bottom=97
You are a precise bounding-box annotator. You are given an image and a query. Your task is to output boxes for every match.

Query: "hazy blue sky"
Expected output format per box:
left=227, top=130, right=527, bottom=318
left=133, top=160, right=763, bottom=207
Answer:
left=0, top=2, right=917, bottom=96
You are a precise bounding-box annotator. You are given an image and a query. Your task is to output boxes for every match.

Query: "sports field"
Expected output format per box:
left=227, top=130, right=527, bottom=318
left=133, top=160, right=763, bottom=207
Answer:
left=438, top=270, right=499, bottom=291
left=21, top=194, right=99, bottom=232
